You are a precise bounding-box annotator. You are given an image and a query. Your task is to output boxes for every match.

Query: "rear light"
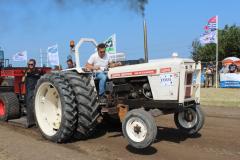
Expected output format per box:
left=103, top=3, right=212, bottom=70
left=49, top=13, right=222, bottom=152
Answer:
left=185, top=73, right=193, bottom=98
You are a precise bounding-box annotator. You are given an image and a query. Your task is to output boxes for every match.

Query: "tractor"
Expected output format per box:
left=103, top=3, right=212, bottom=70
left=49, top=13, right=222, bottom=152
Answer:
left=0, top=49, right=51, bottom=126
left=32, top=38, right=204, bottom=149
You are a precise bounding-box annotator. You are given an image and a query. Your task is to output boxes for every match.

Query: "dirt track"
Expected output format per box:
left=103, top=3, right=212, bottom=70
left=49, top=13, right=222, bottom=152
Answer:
left=0, top=106, right=240, bottom=160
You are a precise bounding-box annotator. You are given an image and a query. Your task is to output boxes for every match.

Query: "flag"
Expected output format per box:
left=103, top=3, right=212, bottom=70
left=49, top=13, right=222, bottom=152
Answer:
left=204, top=16, right=217, bottom=31
left=201, top=16, right=218, bottom=44
left=208, top=16, right=217, bottom=23
left=104, top=34, right=116, bottom=54
left=200, top=30, right=217, bottom=44
left=47, top=44, right=59, bottom=66
left=12, top=51, right=27, bottom=61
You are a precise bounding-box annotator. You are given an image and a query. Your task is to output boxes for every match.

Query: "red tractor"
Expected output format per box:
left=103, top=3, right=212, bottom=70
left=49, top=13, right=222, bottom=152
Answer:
left=0, top=50, right=51, bottom=126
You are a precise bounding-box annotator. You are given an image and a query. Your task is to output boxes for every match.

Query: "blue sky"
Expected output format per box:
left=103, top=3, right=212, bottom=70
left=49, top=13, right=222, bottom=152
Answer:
left=0, top=0, right=240, bottom=67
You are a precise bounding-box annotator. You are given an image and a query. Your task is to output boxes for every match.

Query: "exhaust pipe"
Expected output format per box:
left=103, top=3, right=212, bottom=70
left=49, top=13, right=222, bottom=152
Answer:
left=143, top=19, right=148, bottom=63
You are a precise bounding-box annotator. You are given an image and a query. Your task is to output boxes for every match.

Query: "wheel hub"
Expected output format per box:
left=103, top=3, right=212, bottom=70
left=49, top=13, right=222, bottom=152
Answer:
left=0, top=99, right=5, bottom=116
left=184, top=110, right=194, bottom=122
left=35, top=82, right=62, bottom=136
left=126, top=117, right=148, bottom=143
left=134, top=125, right=142, bottom=134
left=178, top=108, right=198, bottom=129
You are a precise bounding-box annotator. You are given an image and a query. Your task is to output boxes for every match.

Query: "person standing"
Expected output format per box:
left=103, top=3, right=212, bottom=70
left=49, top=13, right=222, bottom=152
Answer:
left=22, top=59, right=42, bottom=128
left=205, top=66, right=213, bottom=87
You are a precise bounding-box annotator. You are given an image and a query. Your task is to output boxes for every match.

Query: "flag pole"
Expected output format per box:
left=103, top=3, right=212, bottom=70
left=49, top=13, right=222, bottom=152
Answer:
left=215, top=15, right=219, bottom=88
left=46, top=48, right=49, bottom=67
left=25, top=51, right=28, bottom=64
left=114, top=34, right=117, bottom=63
left=40, top=48, right=43, bottom=67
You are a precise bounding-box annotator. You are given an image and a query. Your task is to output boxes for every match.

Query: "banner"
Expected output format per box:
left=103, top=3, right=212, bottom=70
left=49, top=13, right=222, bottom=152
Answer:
left=12, top=50, right=27, bottom=61
left=220, top=73, right=240, bottom=88
left=47, top=44, right=59, bottom=66
left=104, top=34, right=116, bottom=55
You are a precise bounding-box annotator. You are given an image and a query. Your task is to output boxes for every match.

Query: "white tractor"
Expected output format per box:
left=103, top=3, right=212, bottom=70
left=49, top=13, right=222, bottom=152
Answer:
left=34, top=38, right=204, bottom=149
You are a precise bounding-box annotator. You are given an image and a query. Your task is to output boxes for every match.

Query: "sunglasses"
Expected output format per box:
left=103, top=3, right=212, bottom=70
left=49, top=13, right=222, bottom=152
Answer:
left=99, top=51, right=105, bottom=54
left=28, top=63, right=34, bottom=66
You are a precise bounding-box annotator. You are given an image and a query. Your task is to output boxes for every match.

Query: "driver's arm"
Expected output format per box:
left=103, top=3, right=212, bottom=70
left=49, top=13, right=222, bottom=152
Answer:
left=85, top=54, right=100, bottom=71
left=109, top=62, right=122, bottom=68
left=85, top=63, right=100, bottom=71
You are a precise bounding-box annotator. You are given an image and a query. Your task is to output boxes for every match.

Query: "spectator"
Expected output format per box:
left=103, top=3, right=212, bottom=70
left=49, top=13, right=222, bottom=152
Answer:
left=205, top=66, right=213, bottom=87
left=220, top=64, right=229, bottom=73
left=54, top=65, right=62, bottom=70
left=207, top=61, right=215, bottom=86
left=67, top=59, right=75, bottom=69
left=229, top=62, right=238, bottom=73
left=22, top=59, right=42, bottom=128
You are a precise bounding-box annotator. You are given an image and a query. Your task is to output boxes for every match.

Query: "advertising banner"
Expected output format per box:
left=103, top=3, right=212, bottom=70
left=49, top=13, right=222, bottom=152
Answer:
left=220, top=73, right=240, bottom=88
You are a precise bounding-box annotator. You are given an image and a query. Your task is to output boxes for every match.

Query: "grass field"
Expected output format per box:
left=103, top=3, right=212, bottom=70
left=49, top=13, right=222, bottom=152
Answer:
left=201, top=88, right=240, bottom=107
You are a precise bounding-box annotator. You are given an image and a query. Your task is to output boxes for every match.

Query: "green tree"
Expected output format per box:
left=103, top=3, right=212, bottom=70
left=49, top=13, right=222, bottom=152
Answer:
left=191, top=25, right=240, bottom=62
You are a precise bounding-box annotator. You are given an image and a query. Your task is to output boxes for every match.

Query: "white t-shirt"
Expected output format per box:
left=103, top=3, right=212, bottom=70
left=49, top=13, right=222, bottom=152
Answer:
left=87, top=52, right=112, bottom=71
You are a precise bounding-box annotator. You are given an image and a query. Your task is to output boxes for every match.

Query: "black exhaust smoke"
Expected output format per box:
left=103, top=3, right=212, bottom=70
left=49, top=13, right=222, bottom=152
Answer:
left=54, top=0, right=148, bottom=16
left=1, top=0, right=149, bottom=60
left=54, top=0, right=149, bottom=62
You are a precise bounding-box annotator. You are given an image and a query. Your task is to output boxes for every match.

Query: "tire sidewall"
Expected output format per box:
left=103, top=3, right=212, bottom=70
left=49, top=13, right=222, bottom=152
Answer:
left=0, top=94, right=8, bottom=121
left=122, top=109, right=157, bottom=149
left=34, top=75, right=69, bottom=142
left=174, top=105, right=204, bottom=135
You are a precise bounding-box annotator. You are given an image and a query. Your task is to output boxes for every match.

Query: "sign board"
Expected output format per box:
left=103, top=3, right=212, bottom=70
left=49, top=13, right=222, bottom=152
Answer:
left=220, top=73, right=240, bottom=88
left=160, top=73, right=174, bottom=86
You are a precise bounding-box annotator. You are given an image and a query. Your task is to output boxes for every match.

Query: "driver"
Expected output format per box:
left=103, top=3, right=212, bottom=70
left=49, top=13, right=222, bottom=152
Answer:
left=85, top=43, right=121, bottom=103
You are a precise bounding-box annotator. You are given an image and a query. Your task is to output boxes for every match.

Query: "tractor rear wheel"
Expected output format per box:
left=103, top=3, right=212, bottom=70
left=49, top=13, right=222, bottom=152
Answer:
left=0, top=92, right=20, bottom=121
left=34, top=73, right=77, bottom=143
left=62, top=72, right=100, bottom=139
left=174, top=105, right=205, bottom=135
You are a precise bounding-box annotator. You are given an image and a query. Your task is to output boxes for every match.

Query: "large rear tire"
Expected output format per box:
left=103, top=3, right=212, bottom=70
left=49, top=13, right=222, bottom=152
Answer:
left=122, top=109, right=157, bottom=149
left=0, top=92, right=20, bottom=121
left=174, top=105, right=205, bottom=135
left=34, top=73, right=77, bottom=143
left=62, top=72, right=100, bottom=139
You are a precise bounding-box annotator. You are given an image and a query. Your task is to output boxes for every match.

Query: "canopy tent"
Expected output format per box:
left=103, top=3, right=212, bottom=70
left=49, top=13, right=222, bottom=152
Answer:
left=222, top=57, right=240, bottom=66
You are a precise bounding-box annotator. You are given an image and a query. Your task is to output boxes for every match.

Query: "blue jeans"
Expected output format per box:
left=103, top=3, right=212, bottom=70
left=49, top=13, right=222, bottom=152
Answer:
left=96, top=72, right=107, bottom=96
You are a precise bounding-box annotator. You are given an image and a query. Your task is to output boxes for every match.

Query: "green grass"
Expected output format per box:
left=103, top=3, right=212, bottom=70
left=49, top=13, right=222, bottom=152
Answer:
left=201, top=88, right=240, bottom=107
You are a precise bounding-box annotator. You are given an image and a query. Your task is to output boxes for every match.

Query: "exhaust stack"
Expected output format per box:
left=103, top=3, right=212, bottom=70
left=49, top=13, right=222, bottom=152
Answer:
left=143, top=19, right=149, bottom=63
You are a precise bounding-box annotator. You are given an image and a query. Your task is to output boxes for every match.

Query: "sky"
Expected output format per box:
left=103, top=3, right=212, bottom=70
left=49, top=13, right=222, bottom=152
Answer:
left=0, top=0, right=240, bottom=68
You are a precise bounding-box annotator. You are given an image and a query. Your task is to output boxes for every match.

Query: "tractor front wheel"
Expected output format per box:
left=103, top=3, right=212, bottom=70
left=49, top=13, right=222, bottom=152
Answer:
left=122, top=109, right=157, bottom=149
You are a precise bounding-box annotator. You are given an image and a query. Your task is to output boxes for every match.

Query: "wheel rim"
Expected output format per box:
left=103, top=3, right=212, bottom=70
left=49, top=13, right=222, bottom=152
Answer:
left=35, top=82, right=62, bottom=136
left=0, top=99, right=5, bottom=116
left=178, top=108, right=198, bottom=129
left=126, top=117, right=148, bottom=143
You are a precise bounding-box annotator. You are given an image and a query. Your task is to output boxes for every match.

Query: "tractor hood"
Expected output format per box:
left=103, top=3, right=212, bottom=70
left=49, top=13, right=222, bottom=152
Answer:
left=108, top=58, right=195, bottom=79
